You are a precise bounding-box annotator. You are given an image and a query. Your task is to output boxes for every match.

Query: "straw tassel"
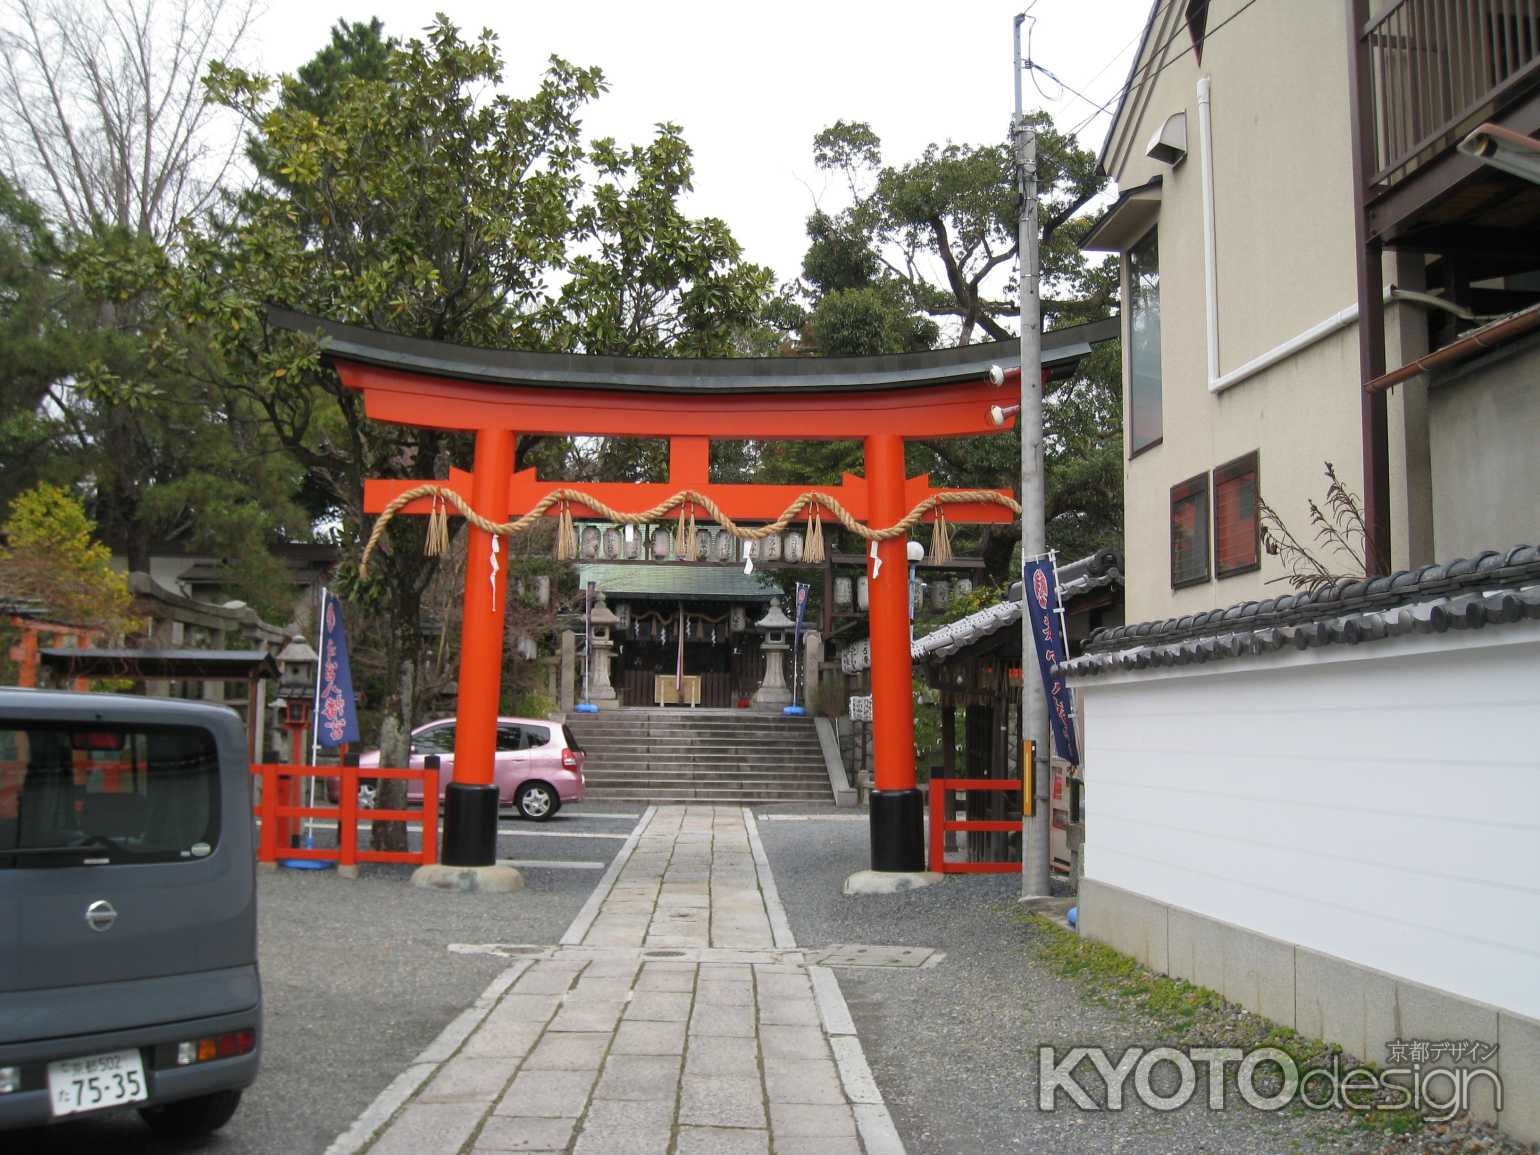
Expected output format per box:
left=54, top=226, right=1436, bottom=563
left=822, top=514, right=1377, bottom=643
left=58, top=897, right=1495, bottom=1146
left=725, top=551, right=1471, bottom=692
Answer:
left=803, top=507, right=825, bottom=564
left=556, top=501, right=577, bottom=560
left=685, top=505, right=697, bottom=561
left=929, top=509, right=953, bottom=565
left=425, top=492, right=450, bottom=558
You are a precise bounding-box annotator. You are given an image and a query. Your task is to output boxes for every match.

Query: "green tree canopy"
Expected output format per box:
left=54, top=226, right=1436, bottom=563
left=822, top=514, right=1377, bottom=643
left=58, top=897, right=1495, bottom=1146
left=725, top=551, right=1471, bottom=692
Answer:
left=0, top=481, right=134, bottom=634
left=179, top=17, right=779, bottom=734
left=774, top=117, right=1124, bottom=564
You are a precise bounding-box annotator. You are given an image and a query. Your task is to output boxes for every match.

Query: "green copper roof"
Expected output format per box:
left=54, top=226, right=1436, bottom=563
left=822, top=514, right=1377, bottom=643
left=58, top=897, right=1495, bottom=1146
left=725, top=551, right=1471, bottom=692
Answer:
left=576, top=564, right=782, bottom=603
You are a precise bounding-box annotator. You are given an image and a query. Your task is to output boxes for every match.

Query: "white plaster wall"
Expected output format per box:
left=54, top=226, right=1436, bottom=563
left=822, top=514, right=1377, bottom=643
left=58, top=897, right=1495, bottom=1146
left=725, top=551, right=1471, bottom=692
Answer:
left=1074, top=626, right=1540, bottom=1020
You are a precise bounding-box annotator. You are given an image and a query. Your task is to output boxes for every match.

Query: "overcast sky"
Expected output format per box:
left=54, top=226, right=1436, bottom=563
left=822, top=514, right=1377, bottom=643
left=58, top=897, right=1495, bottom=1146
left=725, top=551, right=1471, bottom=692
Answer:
left=250, top=0, right=1154, bottom=286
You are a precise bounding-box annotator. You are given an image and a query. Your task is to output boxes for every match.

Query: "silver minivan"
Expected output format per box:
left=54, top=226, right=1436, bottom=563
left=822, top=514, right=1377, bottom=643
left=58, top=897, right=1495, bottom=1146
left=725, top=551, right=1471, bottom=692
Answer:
left=0, top=690, right=261, bottom=1139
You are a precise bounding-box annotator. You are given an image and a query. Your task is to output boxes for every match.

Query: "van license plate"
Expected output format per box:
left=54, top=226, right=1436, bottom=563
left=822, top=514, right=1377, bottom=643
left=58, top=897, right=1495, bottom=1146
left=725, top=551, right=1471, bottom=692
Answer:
left=47, top=1049, right=148, bottom=1116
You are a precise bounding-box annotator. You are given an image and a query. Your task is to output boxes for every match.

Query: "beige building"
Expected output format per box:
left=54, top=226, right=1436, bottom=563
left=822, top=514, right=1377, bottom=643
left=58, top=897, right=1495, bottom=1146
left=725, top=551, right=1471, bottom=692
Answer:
left=1084, top=0, right=1540, bottom=624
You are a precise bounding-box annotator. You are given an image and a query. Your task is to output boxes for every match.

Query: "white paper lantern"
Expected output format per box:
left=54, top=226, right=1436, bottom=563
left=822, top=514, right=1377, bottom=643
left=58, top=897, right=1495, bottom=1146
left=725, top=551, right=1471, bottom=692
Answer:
left=784, top=531, right=803, bottom=563
left=833, top=577, right=853, bottom=608
left=580, top=525, right=601, bottom=558
left=856, top=576, right=869, bottom=611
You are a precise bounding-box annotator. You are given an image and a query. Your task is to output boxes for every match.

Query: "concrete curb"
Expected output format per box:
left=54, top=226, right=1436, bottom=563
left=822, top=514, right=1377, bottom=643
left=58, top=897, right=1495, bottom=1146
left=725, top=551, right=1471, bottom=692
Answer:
left=809, top=964, right=908, bottom=1154
left=814, top=715, right=858, bottom=807
left=559, top=806, right=657, bottom=946
left=321, top=959, right=531, bottom=1155
left=743, top=808, right=797, bottom=949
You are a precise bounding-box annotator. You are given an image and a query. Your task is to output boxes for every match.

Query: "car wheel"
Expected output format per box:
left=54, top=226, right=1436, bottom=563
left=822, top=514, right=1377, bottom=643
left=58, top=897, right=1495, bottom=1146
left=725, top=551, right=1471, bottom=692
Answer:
left=515, top=782, right=558, bottom=821
left=140, top=1089, right=243, bottom=1140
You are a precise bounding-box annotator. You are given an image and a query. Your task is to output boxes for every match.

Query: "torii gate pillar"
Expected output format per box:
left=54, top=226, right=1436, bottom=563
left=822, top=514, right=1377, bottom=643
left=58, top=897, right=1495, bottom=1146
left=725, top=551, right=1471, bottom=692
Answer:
left=863, top=433, right=924, bottom=871
left=438, top=427, right=518, bottom=883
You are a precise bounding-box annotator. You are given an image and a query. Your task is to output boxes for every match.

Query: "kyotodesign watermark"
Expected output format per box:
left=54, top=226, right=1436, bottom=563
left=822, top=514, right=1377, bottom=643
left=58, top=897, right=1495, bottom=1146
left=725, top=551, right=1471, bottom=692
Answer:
left=1038, top=1041, right=1502, bottom=1121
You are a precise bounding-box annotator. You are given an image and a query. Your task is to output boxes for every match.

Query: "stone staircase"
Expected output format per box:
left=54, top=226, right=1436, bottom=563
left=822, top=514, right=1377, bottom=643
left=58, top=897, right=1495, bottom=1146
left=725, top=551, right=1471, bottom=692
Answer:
left=566, top=709, right=832, bottom=806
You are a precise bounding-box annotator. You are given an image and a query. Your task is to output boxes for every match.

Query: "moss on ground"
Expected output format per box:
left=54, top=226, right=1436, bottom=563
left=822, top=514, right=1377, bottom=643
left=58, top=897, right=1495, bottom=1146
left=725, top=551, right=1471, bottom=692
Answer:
left=1018, top=912, right=1425, bottom=1139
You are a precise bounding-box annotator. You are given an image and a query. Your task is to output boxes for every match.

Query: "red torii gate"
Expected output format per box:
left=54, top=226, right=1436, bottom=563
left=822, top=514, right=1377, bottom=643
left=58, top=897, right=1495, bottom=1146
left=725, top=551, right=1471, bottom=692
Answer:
left=272, top=309, right=1102, bottom=884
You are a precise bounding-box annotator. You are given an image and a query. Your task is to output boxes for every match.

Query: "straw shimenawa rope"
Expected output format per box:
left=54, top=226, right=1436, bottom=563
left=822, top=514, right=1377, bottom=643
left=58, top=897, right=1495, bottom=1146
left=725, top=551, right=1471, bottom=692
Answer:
left=358, top=484, right=1022, bottom=576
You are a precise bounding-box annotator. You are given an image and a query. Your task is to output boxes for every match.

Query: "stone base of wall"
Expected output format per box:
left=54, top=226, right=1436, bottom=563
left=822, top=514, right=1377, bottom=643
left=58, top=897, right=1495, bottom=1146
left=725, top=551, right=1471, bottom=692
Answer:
left=1079, top=878, right=1540, bottom=1144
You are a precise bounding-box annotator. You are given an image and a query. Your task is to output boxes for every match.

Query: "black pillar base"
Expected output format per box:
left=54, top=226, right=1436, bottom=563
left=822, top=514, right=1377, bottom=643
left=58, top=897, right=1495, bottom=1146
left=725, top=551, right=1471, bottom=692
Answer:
left=442, top=783, right=499, bottom=867
left=869, top=788, right=925, bottom=872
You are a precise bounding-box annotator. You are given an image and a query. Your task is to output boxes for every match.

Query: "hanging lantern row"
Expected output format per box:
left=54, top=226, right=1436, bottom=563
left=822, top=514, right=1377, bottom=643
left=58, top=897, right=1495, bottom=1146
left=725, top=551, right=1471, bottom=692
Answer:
left=581, top=523, right=808, bottom=564
left=831, top=576, right=974, bottom=611
left=361, top=484, right=1020, bottom=578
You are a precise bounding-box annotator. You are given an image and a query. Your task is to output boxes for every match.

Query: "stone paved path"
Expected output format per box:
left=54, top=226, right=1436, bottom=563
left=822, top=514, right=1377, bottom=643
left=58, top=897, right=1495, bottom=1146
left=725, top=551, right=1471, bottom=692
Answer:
left=328, top=806, right=905, bottom=1155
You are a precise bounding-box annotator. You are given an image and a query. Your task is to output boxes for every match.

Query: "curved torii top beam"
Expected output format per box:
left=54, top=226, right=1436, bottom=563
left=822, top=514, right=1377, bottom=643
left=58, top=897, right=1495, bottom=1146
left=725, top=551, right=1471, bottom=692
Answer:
left=266, top=307, right=1115, bottom=440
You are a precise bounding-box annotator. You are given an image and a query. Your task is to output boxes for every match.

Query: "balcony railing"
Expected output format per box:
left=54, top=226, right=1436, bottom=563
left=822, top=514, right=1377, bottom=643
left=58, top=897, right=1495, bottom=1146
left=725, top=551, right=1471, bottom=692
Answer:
left=1363, top=0, right=1540, bottom=190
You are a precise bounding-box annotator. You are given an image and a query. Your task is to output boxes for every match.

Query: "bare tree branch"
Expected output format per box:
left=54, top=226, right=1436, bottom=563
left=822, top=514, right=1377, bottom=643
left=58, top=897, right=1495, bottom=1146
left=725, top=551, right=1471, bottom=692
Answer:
left=0, top=0, right=255, bottom=242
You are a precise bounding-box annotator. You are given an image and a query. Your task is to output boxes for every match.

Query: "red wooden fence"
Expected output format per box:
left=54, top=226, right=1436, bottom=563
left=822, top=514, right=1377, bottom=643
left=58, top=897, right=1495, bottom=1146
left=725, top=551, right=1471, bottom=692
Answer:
left=252, top=762, right=438, bottom=870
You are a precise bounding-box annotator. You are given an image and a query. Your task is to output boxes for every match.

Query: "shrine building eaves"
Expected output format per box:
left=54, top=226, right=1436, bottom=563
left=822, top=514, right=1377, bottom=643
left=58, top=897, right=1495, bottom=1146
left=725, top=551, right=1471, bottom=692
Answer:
left=267, top=307, right=1116, bottom=395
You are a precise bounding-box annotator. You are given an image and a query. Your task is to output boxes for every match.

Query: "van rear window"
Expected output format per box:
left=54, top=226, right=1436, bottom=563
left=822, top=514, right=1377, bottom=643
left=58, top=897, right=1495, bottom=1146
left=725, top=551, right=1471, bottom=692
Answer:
left=0, top=723, right=220, bottom=868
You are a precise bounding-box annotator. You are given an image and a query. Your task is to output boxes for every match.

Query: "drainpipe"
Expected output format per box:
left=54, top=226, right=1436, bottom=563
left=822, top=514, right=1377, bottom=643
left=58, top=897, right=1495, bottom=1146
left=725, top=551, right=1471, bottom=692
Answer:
left=1197, top=76, right=1220, bottom=386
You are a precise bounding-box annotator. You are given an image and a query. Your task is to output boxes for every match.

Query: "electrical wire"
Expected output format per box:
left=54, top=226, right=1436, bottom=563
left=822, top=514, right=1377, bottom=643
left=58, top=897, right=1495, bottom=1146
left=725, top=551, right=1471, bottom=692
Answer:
left=1059, top=0, right=1262, bottom=141
left=1016, top=0, right=1176, bottom=125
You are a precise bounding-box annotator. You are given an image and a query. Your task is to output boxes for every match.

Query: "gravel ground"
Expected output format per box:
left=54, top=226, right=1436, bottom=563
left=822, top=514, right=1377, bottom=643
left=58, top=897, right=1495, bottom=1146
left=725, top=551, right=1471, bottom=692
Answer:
left=12, top=809, right=639, bottom=1155
left=759, top=816, right=1366, bottom=1155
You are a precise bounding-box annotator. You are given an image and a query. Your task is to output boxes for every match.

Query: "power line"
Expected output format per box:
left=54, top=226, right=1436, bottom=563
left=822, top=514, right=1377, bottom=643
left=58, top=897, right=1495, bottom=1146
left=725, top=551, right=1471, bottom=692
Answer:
left=1022, top=0, right=1176, bottom=116
left=1050, top=0, right=1264, bottom=141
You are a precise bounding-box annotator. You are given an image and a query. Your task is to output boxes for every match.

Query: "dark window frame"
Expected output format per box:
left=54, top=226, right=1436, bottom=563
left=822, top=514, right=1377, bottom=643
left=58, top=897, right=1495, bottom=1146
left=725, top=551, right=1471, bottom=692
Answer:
left=1170, top=472, right=1211, bottom=589
left=1127, top=224, right=1163, bottom=457
left=1186, top=0, right=1211, bottom=62
left=1213, top=450, right=1262, bottom=579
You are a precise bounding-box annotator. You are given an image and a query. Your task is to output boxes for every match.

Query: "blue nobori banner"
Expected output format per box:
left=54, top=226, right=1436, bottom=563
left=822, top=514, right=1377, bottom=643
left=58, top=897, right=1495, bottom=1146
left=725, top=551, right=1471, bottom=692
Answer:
left=1023, top=558, right=1080, bottom=766
left=315, top=589, right=360, bottom=748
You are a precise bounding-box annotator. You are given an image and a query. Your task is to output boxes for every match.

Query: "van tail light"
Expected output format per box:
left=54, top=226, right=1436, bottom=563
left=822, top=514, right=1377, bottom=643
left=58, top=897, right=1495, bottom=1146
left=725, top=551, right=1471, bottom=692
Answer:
left=176, top=1030, right=256, bottom=1066
left=561, top=749, right=579, bottom=771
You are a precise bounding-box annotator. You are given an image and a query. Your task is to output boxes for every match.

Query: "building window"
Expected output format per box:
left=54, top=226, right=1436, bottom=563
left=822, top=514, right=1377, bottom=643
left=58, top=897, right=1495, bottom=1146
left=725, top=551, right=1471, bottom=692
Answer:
left=1170, top=473, right=1209, bottom=588
left=1214, top=451, right=1260, bottom=578
left=1186, top=0, right=1210, bottom=62
left=1128, top=227, right=1162, bottom=455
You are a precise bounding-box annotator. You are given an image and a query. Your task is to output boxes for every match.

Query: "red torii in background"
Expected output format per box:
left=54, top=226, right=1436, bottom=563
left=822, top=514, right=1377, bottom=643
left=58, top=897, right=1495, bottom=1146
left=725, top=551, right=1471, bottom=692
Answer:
left=272, top=309, right=1101, bottom=885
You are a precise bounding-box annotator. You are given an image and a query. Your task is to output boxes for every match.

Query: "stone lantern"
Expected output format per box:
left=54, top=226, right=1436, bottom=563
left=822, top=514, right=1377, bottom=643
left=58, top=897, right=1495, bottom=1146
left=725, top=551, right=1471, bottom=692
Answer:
left=587, top=592, right=620, bottom=709
left=274, top=637, right=318, bottom=764
left=751, top=597, right=793, bottom=711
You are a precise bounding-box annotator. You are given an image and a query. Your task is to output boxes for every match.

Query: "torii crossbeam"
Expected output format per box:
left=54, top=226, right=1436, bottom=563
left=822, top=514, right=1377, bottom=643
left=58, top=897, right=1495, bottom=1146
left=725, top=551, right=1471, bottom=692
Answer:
left=272, top=308, right=1106, bottom=886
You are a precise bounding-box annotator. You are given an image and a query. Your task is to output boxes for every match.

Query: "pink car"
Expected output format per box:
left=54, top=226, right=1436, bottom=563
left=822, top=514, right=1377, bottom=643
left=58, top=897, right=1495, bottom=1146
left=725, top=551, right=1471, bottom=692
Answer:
left=355, top=717, right=585, bottom=821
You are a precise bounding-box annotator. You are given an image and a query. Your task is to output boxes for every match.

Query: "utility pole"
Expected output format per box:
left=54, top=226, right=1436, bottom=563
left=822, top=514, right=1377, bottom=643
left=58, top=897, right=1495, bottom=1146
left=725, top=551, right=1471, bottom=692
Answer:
left=1014, top=11, right=1052, bottom=899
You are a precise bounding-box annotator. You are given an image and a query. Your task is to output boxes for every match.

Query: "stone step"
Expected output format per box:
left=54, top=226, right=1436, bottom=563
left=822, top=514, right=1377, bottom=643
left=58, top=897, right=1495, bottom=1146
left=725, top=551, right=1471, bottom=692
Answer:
left=585, top=771, right=827, bottom=782
left=585, top=774, right=829, bottom=788
left=572, top=720, right=819, bottom=726
left=580, top=750, right=823, bottom=764
left=566, top=710, right=830, bottom=805
left=570, top=725, right=817, bottom=739
left=575, top=736, right=825, bottom=745
left=582, top=789, right=833, bottom=803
